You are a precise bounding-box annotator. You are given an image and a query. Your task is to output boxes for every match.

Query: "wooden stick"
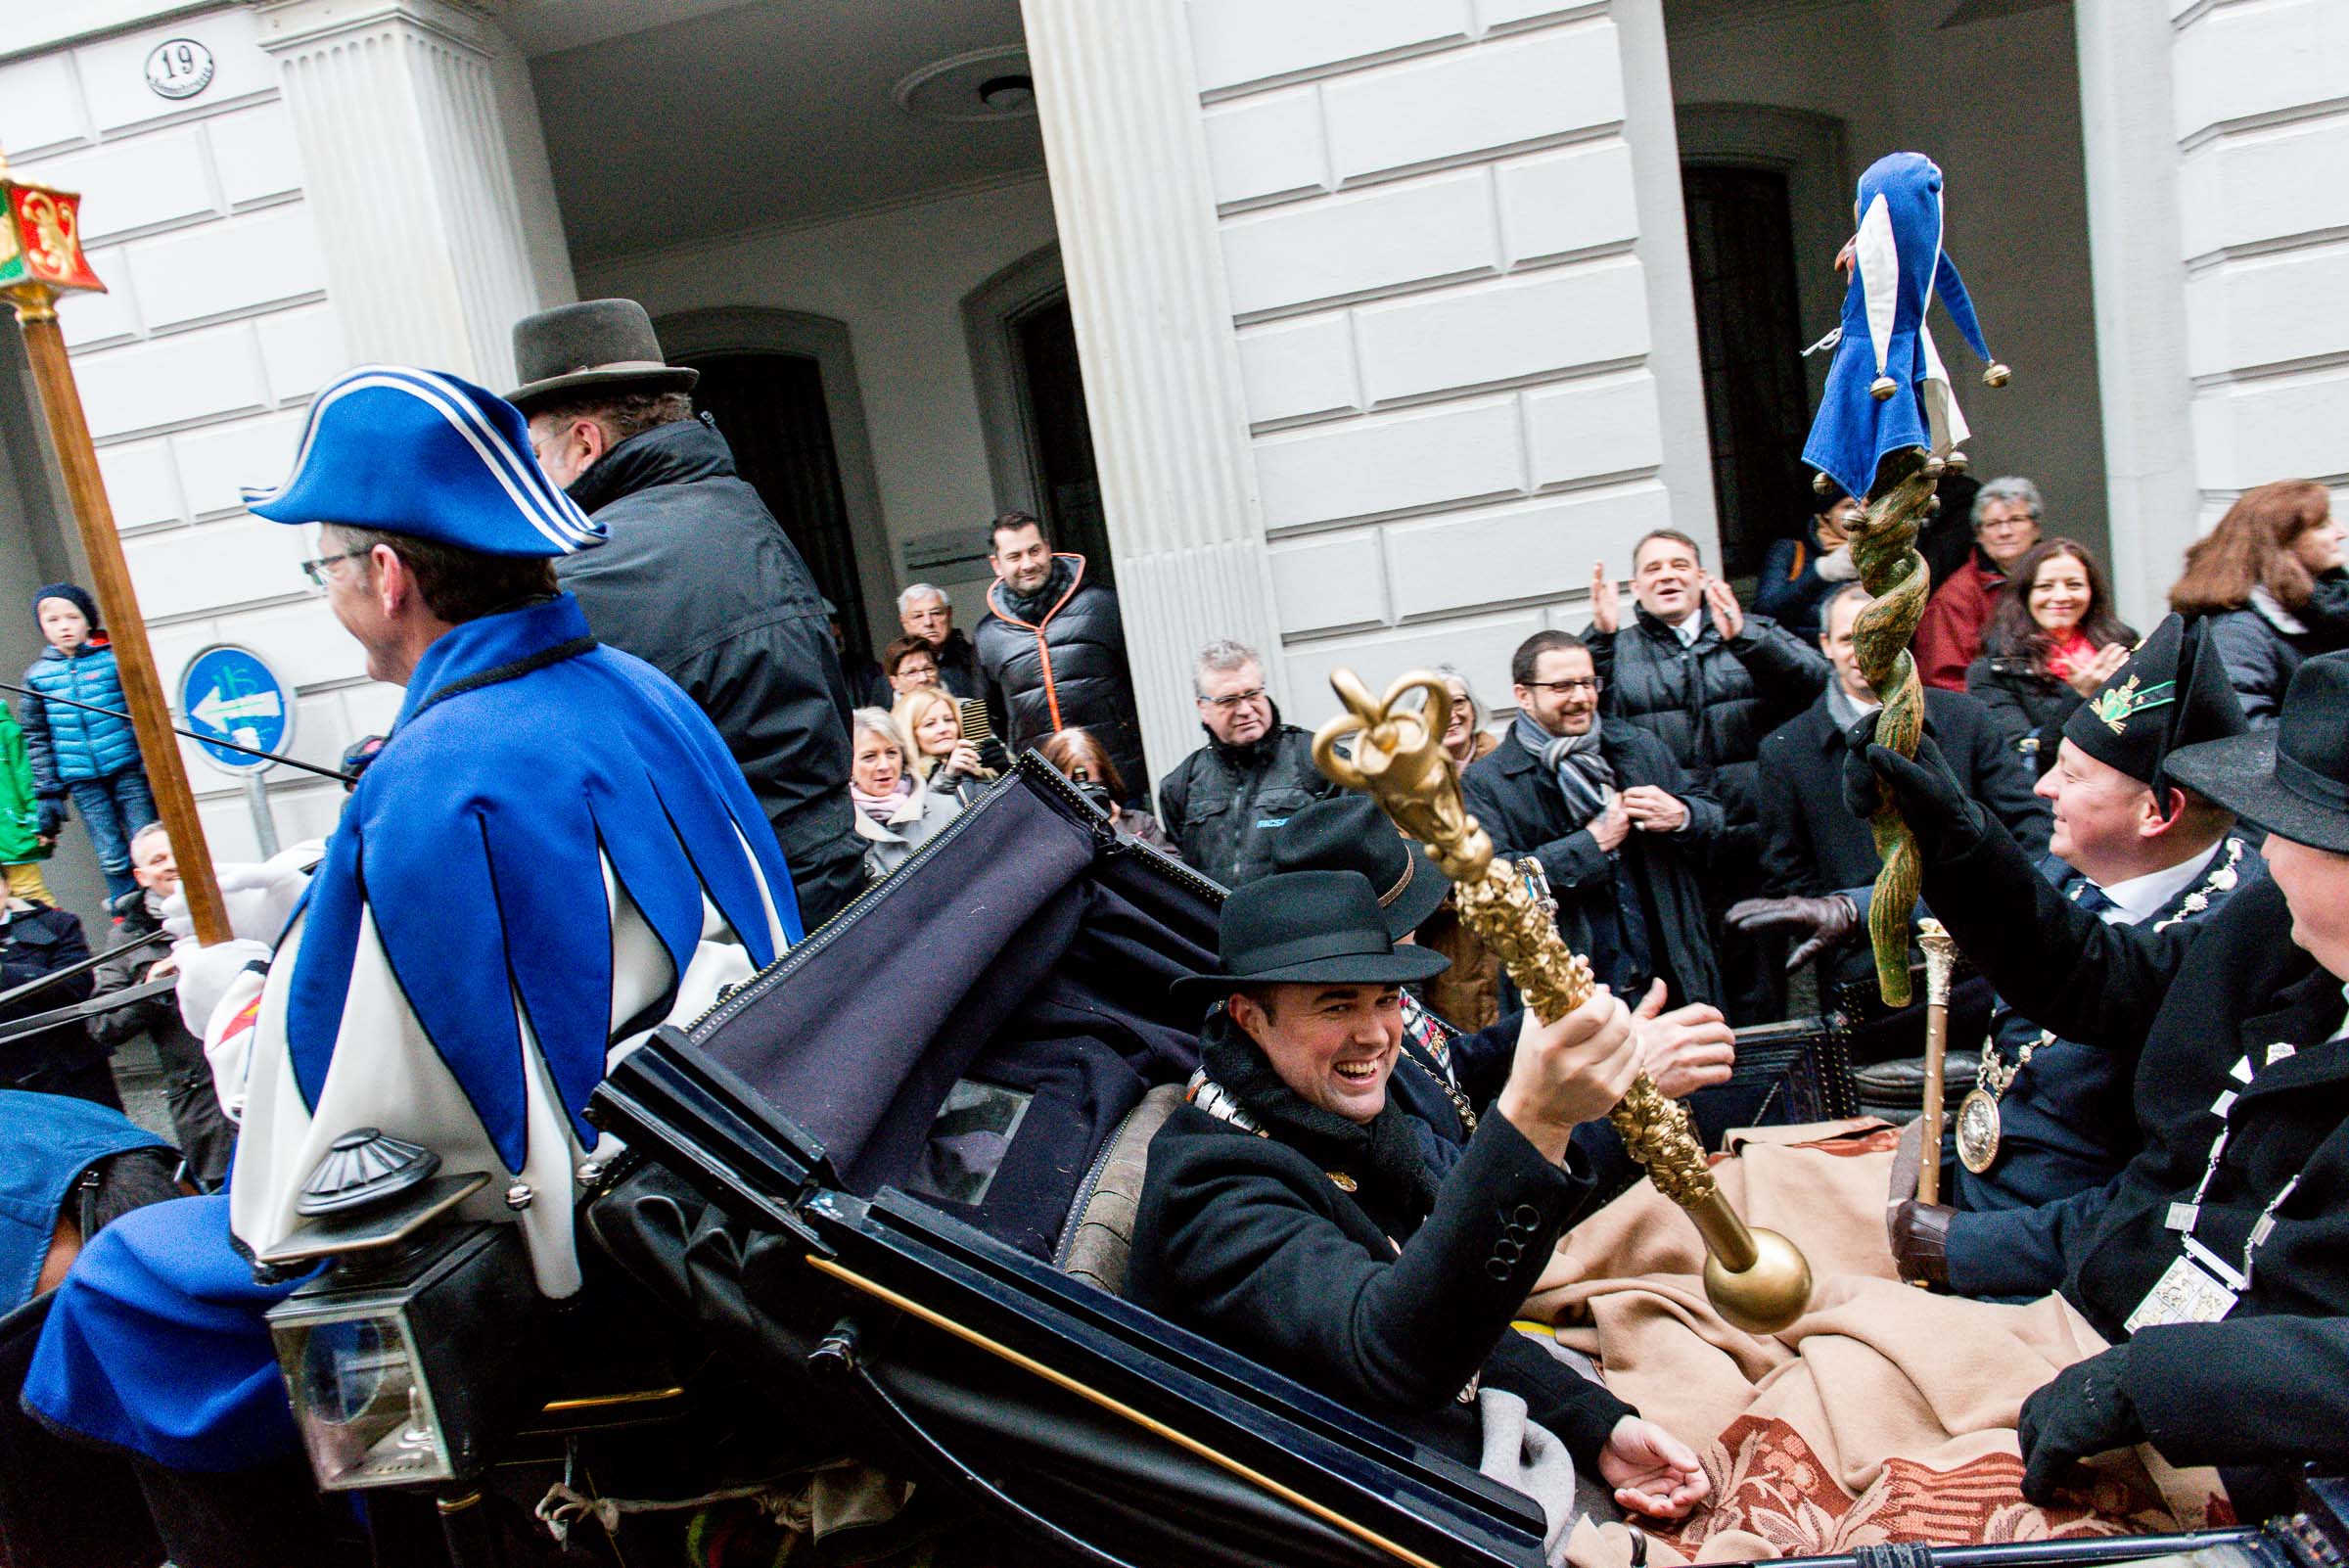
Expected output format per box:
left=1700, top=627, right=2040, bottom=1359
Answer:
left=15, top=309, right=231, bottom=945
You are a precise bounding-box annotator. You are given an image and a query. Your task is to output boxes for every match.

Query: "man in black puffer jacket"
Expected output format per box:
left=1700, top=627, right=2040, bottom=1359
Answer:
left=972, top=512, right=1147, bottom=804
left=1157, top=639, right=1342, bottom=888
left=1585, top=529, right=1830, bottom=1020
left=514, top=300, right=863, bottom=929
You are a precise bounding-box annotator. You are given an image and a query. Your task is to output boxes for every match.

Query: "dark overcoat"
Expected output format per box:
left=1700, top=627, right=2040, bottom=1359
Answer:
left=1941, top=833, right=2263, bottom=1300
left=1461, top=722, right=1727, bottom=1008
left=558, top=418, right=863, bottom=928
left=1963, top=654, right=2087, bottom=776
left=1584, top=603, right=1829, bottom=851
left=1130, top=1102, right=1632, bottom=1469
left=1917, top=804, right=2349, bottom=1516
left=1754, top=686, right=2049, bottom=991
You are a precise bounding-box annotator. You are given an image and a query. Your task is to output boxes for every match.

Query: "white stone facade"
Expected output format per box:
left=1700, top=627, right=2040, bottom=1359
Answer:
left=1187, top=0, right=1713, bottom=720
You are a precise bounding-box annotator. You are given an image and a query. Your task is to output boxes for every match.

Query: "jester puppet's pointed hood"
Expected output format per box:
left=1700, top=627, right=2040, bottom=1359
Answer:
left=1802, top=152, right=2008, bottom=502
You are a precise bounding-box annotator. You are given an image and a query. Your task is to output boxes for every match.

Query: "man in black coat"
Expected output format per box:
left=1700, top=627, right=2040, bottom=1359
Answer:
left=1882, top=616, right=2260, bottom=1302
left=514, top=300, right=863, bottom=929
left=972, top=513, right=1146, bottom=806
left=1131, top=870, right=1711, bottom=1536
left=1585, top=530, right=1832, bottom=1021
left=1157, top=638, right=1342, bottom=888
left=1849, top=649, right=2349, bottom=1519
left=896, top=581, right=987, bottom=704
left=1462, top=629, right=1727, bottom=1010
left=1731, top=583, right=2050, bottom=1005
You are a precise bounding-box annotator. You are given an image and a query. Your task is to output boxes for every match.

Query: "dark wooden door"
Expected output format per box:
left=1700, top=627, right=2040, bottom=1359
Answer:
left=1682, top=165, right=1812, bottom=581
left=1012, top=296, right=1113, bottom=586
left=683, top=351, right=873, bottom=662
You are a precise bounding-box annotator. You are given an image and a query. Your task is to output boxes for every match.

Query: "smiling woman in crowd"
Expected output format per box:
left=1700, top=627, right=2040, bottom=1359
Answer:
left=1966, top=538, right=2136, bottom=775
left=847, top=708, right=962, bottom=881
left=892, top=686, right=994, bottom=807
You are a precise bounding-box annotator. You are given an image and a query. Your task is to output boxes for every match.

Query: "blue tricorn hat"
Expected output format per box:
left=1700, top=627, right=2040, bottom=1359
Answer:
left=243, top=365, right=604, bottom=557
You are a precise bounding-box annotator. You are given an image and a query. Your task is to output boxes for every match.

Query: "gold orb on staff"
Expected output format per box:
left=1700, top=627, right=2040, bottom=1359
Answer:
left=1314, top=671, right=1813, bottom=1335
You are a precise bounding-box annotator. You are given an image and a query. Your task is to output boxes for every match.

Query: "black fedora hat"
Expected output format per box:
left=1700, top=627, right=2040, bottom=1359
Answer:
left=507, top=299, right=699, bottom=413
left=2166, top=649, right=2349, bottom=853
left=1267, top=793, right=1450, bottom=941
left=1171, top=870, right=1450, bottom=1013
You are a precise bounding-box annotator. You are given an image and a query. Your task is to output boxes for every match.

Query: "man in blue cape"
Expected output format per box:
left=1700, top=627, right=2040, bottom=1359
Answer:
left=20, top=365, right=803, bottom=1566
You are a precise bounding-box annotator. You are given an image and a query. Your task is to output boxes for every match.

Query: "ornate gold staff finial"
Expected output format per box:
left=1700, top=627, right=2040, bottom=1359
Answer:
left=1846, top=448, right=1943, bottom=1006
left=1314, top=672, right=1813, bottom=1334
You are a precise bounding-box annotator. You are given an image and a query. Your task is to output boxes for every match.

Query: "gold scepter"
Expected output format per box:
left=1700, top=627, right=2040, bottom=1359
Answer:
left=1315, top=670, right=1812, bottom=1335
left=1914, top=917, right=1958, bottom=1206
left=0, top=147, right=231, bottom=945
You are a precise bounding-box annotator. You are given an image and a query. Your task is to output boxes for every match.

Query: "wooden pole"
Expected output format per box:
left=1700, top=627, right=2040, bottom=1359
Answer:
left=13, top=305, right=231, bottom=945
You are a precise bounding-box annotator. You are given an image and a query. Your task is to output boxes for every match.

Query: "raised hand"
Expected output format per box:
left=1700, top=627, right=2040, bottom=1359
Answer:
left=1589, top=561, right=1621, bottom=635
left=1703, top=576, right=1745, bottom=641
left=1495, top=986, right=1640, bottom=1163
left=2064, top=642, right=2132, bottom=699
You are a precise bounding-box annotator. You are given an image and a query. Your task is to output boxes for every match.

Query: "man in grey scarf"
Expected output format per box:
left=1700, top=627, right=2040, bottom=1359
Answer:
left=1463, top=631, right=1727, bottom=1009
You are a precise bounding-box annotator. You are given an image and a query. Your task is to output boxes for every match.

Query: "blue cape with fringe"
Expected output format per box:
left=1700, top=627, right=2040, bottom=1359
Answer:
left=285, top=591, right=802, bottom=1171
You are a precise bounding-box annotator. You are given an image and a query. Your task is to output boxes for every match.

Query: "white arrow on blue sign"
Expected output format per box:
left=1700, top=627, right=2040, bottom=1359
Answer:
left=178, top=644, right=295, bottom=776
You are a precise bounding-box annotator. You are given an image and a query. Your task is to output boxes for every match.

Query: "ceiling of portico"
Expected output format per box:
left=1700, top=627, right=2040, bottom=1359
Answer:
left=516, top=0, right=1046, bottom=265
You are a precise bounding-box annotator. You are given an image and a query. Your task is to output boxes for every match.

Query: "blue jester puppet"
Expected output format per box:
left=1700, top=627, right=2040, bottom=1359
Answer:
left=1803, top=152, right=2009, bottom=502
left=26, top=366, right=803, bottom=1478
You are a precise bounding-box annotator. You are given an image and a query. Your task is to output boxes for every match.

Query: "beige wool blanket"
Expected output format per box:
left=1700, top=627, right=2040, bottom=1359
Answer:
left=1517, top=1123, right=2231, bottom=1566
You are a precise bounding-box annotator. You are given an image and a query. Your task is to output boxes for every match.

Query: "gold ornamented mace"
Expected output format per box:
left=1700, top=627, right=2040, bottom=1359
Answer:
left=1313, top=671, right=1812, bottom=1334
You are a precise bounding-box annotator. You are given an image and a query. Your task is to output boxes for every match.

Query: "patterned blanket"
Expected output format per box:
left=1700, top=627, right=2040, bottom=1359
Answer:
left=1524, top=1123, right=2232, bottom=1565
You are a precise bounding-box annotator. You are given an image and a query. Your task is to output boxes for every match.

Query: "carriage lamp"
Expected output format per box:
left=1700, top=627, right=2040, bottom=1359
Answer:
left=267, top=1221, right=534, bottom=1492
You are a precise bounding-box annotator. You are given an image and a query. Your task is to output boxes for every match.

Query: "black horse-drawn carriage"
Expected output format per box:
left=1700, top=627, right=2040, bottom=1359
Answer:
left=1, top=761, right=2329, bottom=1568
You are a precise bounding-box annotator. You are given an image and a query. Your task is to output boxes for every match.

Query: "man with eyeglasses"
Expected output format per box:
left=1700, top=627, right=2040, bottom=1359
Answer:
left=1462, top=630, right=1726, bottom=1012
left=1156, top=638, right=1344, bottom=889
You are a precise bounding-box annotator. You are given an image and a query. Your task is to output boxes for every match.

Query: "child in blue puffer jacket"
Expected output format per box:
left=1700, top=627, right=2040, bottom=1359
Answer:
left=20, top=584, right=156, bottom=906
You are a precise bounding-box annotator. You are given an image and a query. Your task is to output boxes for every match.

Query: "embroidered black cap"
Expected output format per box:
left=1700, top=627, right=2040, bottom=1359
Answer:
left=2062, top=614, right=2248, bottom=813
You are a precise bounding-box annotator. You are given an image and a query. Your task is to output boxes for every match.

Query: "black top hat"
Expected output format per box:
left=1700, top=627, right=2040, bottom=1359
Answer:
left=1171, top=870, right=1450, bottom=1013
left=2063, top=614, right=2247, bottom=810
left=1267, top=794, right=1450, bottom=941
left=507, top=299, right=699, bottom=413
left=2166, top=649, right=2349, bottom=853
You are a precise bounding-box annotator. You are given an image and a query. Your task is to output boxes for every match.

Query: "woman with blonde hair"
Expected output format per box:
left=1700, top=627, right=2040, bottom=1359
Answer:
left=847, top=708, right=961, bottom=880
left=2171, top=479, right=2348, bottom=726
left=892, top=686, right=994, bottom=806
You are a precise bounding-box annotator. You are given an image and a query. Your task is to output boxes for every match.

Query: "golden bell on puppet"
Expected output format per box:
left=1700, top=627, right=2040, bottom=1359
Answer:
left=1314, top=670, right=1813, bottom=1335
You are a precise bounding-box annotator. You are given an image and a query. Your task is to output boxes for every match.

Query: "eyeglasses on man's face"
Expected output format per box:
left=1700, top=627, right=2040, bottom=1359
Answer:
left=1522, top=676, right=1604, bottom=697
left=1199, top=686, right=1269, bottom=712
left=300, top=548, right=372, bottom=590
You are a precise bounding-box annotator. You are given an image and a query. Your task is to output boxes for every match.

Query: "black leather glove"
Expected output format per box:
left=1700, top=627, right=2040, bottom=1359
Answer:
left=1726, top=894, right=1859, bottom=971
left=1886, top=1199, right=1953, bottom=1286
left=1837, top=711, right=1984, bottom=855
left=2018, top=1345, right=2144, bottom=1503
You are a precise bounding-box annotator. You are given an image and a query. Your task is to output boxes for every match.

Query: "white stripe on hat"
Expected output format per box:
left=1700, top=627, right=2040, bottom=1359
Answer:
left=243, top=366, right=601, bottom=553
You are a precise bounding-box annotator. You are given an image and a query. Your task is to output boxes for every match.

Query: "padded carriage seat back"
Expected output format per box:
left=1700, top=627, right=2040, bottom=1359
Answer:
left=1058, top=1084, right=1185, bottom=1296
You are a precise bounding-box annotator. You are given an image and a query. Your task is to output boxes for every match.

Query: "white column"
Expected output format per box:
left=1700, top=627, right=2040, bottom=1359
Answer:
left=1018, top=0, right=1286, bottom=782
left=2075, top=0, right=2199, bottom=626
left=253, top=0, right=574, bottom=390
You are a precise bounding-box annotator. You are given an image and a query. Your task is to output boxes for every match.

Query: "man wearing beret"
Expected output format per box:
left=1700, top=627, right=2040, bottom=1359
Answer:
left=1130, top=870, right=1711, bottom=1550
left=1850, top=646, right=2349, bottom=1516
left=20, top=366, right=803, bottom=1565
left=1888, top=616, right=2262, bottom=1299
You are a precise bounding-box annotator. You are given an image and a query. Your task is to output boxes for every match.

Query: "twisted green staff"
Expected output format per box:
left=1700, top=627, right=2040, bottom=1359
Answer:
left=1845, top=448, right=1944, bottom=1007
